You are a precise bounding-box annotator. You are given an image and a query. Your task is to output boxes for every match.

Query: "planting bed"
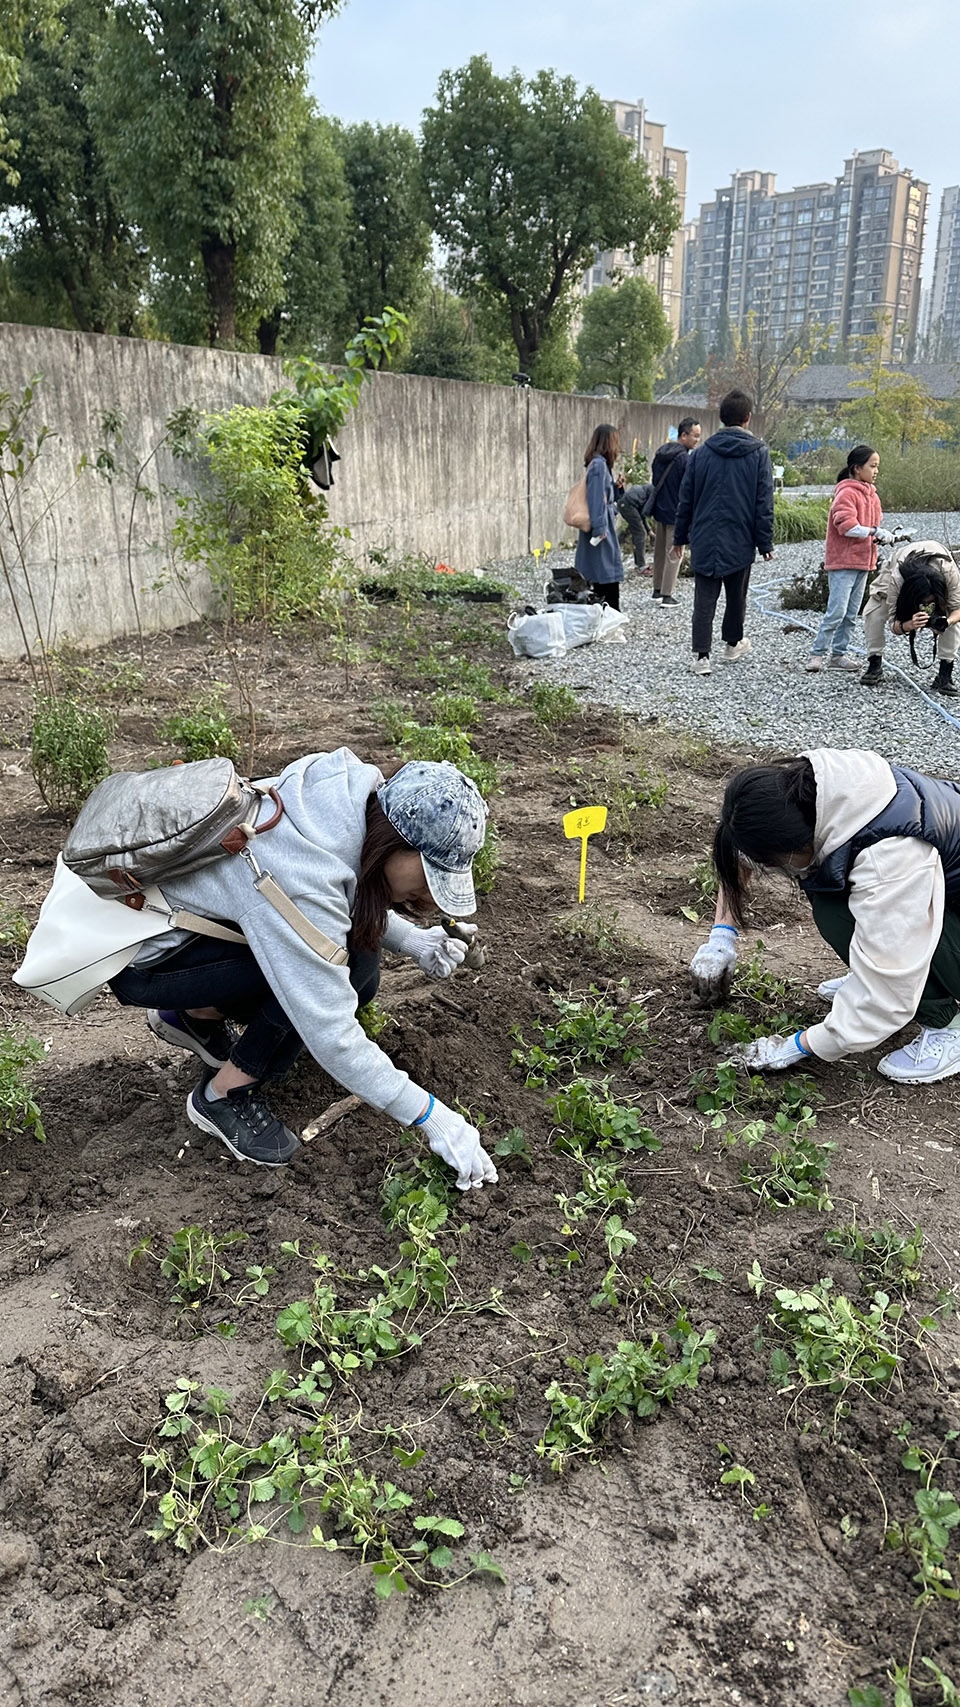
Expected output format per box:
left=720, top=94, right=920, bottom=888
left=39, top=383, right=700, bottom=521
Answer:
left=0, top=595, right=957, bottom=1707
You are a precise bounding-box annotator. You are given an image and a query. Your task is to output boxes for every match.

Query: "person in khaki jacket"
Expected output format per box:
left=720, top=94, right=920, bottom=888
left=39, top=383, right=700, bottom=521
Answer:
left=689, top=747, right=960, bottom=1086
left=860, top=539, right=960, bottom=696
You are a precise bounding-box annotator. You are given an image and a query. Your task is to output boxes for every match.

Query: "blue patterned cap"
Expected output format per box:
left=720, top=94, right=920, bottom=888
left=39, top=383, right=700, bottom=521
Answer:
left=378, top=760, right=488, bottom=917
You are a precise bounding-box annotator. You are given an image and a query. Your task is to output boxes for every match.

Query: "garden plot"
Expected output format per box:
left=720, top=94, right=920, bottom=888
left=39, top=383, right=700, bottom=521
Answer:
left=0, top=595, right=957, bottom=1707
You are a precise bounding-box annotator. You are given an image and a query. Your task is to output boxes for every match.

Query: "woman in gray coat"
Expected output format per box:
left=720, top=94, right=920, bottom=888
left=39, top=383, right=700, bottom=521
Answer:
left=574, top=423, right=623, bottom=609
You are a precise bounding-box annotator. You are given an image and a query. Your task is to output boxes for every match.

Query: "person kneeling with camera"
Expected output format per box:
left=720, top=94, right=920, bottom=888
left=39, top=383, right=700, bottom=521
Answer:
left=860, top=540, right=960, bottom=695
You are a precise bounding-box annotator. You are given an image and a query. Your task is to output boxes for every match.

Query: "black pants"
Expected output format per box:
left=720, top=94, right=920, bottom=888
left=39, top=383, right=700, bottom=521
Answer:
left=692, top=566, right=751, bottom=656
left=617, top=487, right=651, bottom=567
left=110, top=936, right=380, bottom=1082
left=595, top=581, right=620, bottom=611
left=810, top=892, right=960, bottom=1030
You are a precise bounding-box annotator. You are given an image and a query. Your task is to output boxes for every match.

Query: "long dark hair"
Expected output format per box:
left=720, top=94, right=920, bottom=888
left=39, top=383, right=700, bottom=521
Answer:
left=584, top=423, right=620, bottom=470
left=894, top=554, right=949, bottom=626
left=836, top=444, right=875, bottom=483
left=713, top=758, right=818, bottom=926
left=351, top=792, right=416, bottom=952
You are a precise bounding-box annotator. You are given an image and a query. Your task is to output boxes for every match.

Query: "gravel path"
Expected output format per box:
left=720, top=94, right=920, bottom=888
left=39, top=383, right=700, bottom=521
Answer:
left=490, top=511, right=960, bottom=775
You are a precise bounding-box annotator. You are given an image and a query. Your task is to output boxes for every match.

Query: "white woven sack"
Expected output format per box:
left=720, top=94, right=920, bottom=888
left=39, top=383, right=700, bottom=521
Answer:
left=507, top=610, right=567, bottom=659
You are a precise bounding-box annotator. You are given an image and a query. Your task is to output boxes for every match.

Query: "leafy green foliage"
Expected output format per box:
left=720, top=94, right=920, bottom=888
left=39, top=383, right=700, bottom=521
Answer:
left=771, top=497, right=832, bottom=543
left=728, top=1112, right=834, bottom=1213
left=575, top=277, right=672, bottom=400
left=0, top=1029, right=46, bottom=1141
left=357, top=999, right=393, bottom=1042
left=511, top=987, right=647, bottom=1085
left=889, top=1429, right=960, bottom=1607
left=761, top=1277, right=902, bottom=1399
left=398, top=720, right=499, bottom=799
left=129, top=1225, right=250, bottom=1311
left=0, top=900, right=30, bottom=948
left=330, top=120, right=431, bottom=347
left=31, top=694, right=109, bottom=812
left=421, top=56, right=677, bottom=372
left=548, top=1078, right=660, bottom=1155
left=537, top=1320, right=715, bottom=1471
left=276, top=308, right=408, bottom=464
left=473, top=818, right=501, bottom=896
left=530, top=681, right=580, bottom=736
left=160, top=693, right=239, bottom=762
left=441, top=1374, right=515, bottom=1439
left=429, top=690, right=480, bottom=730
left=553, top=903, right=627, bottom=958
left=825, top=1221, right=924, bottom=1292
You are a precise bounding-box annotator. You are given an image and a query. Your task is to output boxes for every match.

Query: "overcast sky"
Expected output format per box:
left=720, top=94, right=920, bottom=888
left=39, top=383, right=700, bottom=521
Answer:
left=309, top=0, right=960, bottom=286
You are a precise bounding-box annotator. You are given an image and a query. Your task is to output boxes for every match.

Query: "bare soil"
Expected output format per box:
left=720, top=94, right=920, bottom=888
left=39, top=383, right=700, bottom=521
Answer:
left=0, top=599, right=957, bottom=1707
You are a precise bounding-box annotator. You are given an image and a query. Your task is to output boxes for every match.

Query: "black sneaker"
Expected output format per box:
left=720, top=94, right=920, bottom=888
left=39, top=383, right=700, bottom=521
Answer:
left=652, top=590, right=663, bottom=603
left=659, top=594, right=679, bottom=607
left=186, top=1071, right=300, bottom=1166
left=149, top=1008, right=237, bottom=1070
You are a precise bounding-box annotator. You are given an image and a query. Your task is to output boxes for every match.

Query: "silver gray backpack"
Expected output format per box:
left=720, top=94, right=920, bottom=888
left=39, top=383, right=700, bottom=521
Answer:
left=62, top=757, right=348, bottom=965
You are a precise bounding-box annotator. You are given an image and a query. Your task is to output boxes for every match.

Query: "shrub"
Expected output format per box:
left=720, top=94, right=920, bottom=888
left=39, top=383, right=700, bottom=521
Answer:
left=772, top=497, right=831, bottom=543
left=0, top=1030, right=46, bottom=1141
left=370, top=697, right=411, bottom=746
left=780, top=569, right=830, bottom=612
left=31, top=695, right=110, bottom=812
left=429, top=691, right=479, bottom=729
left=160, top=693, right=240, bottom=762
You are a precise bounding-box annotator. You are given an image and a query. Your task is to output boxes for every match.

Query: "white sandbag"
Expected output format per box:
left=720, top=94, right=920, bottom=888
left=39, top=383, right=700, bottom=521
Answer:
left=507, top=609, right=567, bottom=658
left=552, top=603, right=604, bottom=648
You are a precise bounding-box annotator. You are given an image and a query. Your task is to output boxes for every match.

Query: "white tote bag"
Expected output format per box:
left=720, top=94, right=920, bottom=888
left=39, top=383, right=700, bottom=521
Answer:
left=507, top=610, right=567, bottom=659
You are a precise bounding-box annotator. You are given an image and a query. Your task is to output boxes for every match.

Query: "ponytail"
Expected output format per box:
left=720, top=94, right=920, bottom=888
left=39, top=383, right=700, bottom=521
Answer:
left=836, top=444, right=876, bottom=484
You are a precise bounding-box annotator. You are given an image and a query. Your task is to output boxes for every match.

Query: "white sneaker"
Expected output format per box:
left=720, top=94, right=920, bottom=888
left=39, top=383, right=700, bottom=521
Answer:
left=805, top=655, right=824, bottom=672
left=722, top=639, right=752, bottom=663
left=878, top=1026, right=960, bottom=1083
left=692, top=655, right=711, bottom=676
left=817, top=974, right=849, bottom=1002
left=828, top=654, right=861, bottom=671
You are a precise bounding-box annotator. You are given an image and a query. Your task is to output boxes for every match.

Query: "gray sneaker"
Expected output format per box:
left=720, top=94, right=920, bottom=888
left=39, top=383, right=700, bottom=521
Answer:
left=149, top=1008, right=237, bottom=1070
left=186, top=1071, right=300, bottom=1166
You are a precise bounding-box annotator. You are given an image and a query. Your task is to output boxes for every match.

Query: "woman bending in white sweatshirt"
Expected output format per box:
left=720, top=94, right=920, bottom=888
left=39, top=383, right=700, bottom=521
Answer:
left=689, top=747, right=960, bottom=1084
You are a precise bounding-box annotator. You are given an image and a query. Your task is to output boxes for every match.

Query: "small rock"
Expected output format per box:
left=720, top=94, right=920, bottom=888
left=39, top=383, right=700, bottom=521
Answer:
left=634, top=1666, right=678, bottom=1698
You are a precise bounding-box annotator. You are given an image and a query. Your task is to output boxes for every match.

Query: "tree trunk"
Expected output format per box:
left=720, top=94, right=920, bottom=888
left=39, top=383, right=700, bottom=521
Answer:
left=201, top=238, right=237, bottom=346
left=258, top=313, right=280, bottom=356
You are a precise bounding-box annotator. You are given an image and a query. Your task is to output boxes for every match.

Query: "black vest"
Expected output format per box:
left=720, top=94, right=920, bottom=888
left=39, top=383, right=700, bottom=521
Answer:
left=800, top=766, right=960, bottom=901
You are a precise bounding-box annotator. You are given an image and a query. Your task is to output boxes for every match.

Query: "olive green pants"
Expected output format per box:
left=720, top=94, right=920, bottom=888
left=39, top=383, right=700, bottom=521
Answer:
left=810, top=890, right=960, bottom=1030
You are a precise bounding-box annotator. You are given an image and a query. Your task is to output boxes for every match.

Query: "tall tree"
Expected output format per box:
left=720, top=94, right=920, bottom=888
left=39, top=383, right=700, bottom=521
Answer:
left=707, top=310, right=824, bottom=436
left=421, top=57, right=678, bottom=375
left=657, top=327, right=707, bottom=396
left=576, top=278, right=672, bottom=399
left=0, top=0, right=146, bottom=335
left=257, top=104, right=350, bottom=356
left=90, top=0, right=336, bottom=346
left=331, top=120, right=431, bottom=351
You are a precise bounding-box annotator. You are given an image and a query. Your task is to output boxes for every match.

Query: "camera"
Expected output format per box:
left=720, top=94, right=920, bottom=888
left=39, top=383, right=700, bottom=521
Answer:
left=930, top=615, right=949, bottom=634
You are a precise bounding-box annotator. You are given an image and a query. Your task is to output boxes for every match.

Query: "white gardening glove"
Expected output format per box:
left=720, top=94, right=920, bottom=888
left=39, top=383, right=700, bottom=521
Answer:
left=414, top=1099, right=498, bottom=1191
left=408, top=924, right=469, bottom=979
left=875, top=528, right=896, bottom=545
left=689, top=925, right=739, bottom=1002
left=735, top=1033, right=808, bottom=1072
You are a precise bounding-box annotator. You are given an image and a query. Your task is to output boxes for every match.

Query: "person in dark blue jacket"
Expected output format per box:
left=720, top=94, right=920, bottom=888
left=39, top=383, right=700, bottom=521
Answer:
left=649, top=416, right=701, bottom=607
left=672, top=390, right=775, bottom=675
left=574, top=423, right=623, bottom=610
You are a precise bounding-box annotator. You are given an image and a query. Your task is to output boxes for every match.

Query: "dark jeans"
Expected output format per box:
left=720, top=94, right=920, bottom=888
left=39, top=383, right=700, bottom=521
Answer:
left=110, top=935, right=380, bottom=1082
left=692, top=566, right=751, bottom=656
left=597, top=580, right=621, bottom=611
left=811, top=891, right=960, bottom=1030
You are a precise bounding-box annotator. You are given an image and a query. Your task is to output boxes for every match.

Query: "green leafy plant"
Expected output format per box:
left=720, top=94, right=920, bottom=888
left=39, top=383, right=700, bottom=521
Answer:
left=0, top=1029, right=46, bottom=1141
left=370, top=696, right=411, bottom=746
left=31, top=694, right=110, bottom=812
left=771, top=495, right=832, bottom=543
left=553, top=903, right=628, bottom=958
left=530, top=681, right=579, bottom=736
left=826, top=1220, right=925, bottom=1292
left=730, top=1114, right=835, bottom=1212
left=548, top=1078, right=660, bottom=1155
left=492, top=1127, right=532, bottom=1169
left=537, top=1318, right=715, bottom=1472
left=160, top=691, right=239, bottom=762
left=511, top=987, right=647, bottom=1085
left=758, top=1276, right=902, bottom=1401
left=441, top=1374, right=515, bottom=1439
left=473, top=818, right=501, bottom=896
left=428, top=690, right=480, bottom=729
left=889, top=1429, right=960, bottom=1605
left=130, top=1225, right=249, bottom=1311
left=398, top=720, right=499, bottom=799
left=0, top=901, right=30, bottom=949
left=357, top=999, right=394, bottom=1042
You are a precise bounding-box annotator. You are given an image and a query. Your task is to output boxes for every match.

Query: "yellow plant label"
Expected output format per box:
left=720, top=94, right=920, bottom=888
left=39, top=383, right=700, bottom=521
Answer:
left=563, top=805, right=608, bottom=904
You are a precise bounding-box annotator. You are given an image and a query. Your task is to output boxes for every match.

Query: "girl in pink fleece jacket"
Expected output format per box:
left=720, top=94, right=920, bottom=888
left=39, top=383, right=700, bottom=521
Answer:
left=805, top=445, right=893, bottom=672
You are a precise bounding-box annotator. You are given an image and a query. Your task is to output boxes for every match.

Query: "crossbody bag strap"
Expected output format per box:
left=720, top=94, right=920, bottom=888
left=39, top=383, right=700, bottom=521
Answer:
left=171, top=911, right=248, bottom=946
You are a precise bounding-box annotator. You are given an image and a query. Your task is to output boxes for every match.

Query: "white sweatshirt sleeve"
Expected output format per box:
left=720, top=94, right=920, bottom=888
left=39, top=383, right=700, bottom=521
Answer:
left=805, top=839, right=944, bottom=1061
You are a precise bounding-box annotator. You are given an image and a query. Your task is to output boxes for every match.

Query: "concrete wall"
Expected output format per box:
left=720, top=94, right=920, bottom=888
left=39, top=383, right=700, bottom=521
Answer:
left=0, top=323, right=721, bottom=657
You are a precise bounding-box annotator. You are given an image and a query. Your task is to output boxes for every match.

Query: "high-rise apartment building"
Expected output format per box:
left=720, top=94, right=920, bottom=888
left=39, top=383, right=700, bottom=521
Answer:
left=583, top=100, right=687, bottom=334
left=928, top=186, right=960, bottom=356
left=687, top=150, right=927, bottom=361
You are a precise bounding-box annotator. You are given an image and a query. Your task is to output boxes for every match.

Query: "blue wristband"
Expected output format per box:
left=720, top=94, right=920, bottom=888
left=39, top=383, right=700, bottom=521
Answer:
left=713, top=924, right=739, bottom=936
left=412, top=1095, right=435, bottom=1127
left=794, top=1031, right=811, bottom=1057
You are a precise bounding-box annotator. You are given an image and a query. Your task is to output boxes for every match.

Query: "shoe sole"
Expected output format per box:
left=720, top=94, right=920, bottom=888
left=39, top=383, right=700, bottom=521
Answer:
left=148, top=1009, right=227, bottom=1071
left=877, top=1056, right=960, bottom=1084
left=185, top=1091, right=291, bottom=1167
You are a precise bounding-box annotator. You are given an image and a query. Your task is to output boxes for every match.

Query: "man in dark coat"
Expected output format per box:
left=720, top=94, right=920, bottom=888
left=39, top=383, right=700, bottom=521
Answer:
left=648, top=416, right=701, bottom=607
left=672, top=389, right=774, bottom=676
